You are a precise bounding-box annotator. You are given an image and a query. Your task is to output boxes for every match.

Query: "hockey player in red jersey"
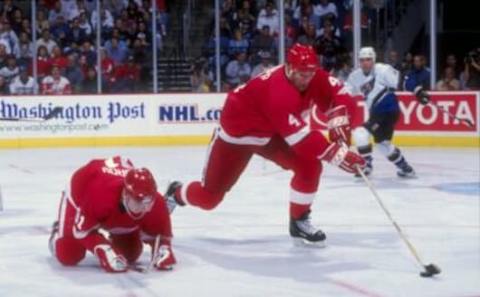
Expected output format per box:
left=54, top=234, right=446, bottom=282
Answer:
left=49, top=156, right=176, bottom=272
left=165, top=43, right=365, bottom=246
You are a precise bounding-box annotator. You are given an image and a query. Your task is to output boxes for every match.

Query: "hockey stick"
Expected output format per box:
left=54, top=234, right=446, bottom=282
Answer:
left=413, top=88, right=474, bottom=128
left=130, top=235, right=161, bottom=273
left=355, top=165, right=441, bottom=278
left=429, top=101, right=474, bottom=128
left=0, top=106, right=63, bottom=122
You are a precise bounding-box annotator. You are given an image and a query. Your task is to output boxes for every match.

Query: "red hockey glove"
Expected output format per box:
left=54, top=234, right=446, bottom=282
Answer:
left=154, top=244, right=177, bottom=271
left=321, top=143, right=366, bottom=174
left=94, top=244, right=128, bottom=273
left=326, top=105, right=351, bottom=145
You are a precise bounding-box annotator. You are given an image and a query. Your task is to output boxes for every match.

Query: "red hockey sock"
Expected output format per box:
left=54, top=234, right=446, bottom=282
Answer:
left=289, top=202, right=311, bottom=220
left=180, top=181, right=225, bottom=210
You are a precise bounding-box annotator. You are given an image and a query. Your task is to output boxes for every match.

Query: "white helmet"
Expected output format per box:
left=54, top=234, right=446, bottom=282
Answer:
left=358, top=47, right=376, bottom=62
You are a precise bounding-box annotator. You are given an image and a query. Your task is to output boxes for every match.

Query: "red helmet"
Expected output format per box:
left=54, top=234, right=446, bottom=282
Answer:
left=286, top=43, right=318, bottom=71
left=124, top=168, right=157, bottom=200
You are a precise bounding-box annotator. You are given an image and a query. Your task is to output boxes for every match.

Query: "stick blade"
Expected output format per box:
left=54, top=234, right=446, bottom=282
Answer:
left=44, top=107, right=63, bottom=120
left=420, top=263, right=441, bottom=277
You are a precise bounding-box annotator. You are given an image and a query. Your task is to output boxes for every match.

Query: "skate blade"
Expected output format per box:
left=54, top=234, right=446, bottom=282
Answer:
left=292, top=237, right=326, bottom=248
left=397, top=172, right=417, bottom=179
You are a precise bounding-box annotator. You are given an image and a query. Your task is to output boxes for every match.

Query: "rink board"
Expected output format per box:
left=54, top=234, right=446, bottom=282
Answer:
left=0, top=92, right=478, bottom=148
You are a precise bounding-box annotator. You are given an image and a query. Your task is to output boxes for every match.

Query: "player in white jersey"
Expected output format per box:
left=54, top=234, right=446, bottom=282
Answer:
left=346, top=47, right=415, bottom=178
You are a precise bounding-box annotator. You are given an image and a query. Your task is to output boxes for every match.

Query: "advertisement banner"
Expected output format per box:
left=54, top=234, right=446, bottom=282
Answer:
left=0, top=92, right=478, bottom=148
left=311, top=92, right=479, bottom=136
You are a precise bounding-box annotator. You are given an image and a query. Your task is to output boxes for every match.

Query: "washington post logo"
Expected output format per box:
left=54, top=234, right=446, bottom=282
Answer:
left=0, top=100, right=145, bottom=124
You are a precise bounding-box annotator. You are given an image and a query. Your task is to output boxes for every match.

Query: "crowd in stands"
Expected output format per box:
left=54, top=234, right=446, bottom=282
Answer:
left=0, top=0, right=169, bottom=95
left=0, top=0, right=478, bottom=95
left=191, top=0, right=480, bottom=93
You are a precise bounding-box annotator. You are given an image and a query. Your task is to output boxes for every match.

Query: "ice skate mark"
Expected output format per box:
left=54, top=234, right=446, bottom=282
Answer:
left=329, top=278, right=386, bottom=297
left=0, top=225, right=50, bottom=235
left=8, top=164, right=34, bottom=174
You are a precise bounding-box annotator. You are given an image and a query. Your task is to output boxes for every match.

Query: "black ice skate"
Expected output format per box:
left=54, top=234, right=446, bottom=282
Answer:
left=397, top=163, right=416, bottom=178
left=289, top=212, right=326, bottom=247
left=164, top=181, right=184, bottom=213
left=48, top=221, right=59, bottom=256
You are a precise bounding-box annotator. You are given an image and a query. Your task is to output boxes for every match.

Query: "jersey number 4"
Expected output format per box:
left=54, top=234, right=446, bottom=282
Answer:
left=289, top=114, right=302, bottom=127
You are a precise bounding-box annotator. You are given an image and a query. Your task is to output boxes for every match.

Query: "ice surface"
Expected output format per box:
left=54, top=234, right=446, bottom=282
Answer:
left=0, top=146, right=479, bottom=297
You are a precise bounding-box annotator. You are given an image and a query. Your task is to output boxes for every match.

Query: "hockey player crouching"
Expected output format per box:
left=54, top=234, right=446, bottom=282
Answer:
left=49, top=156, right=176, bottom=273
left=164, top=44, right=366, bottom=246
left=346, top=47, right=416, bottom=178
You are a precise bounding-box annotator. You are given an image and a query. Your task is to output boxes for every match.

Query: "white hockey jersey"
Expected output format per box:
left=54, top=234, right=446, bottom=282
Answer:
left=346, top=63, right=399, bottom=110
left=9, top=76, right=38, bottom=95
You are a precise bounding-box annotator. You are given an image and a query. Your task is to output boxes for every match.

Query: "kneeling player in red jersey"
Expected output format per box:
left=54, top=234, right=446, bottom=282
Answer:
left=49, top=156, right=176, bottom=272
left=165, top=43, right=365, bottom=246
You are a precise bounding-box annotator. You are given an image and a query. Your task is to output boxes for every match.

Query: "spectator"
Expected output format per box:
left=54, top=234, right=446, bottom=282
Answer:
left=228, top=28, right=249, bottom=57
left=50, top=46, right=69, bottom=70
left=91, top=8, right=114, bottom=33
left=78, top=10, right=92, bottom=37
left=0, top=20, right=19, bottom=57
left=80, top=67, right=98, bottom=94
left=387, top=50, right=401, bottom=71
left=235, top=1, right=256, bottom=39
left=315, top=23, right=342, bottom=71
left=250, top=25, right=275, bottom=55
left=313, top=0, right=338, bottom=24
left=37, top=29, right=58, bottom=55
left=251, top=51, right=274, bottom=78
left=66, top=17, right=87, bottom=47
left=41, top=65, right=72, bottom=95
left=79, top=40, right=96, bottom=66
left=0, top=43, right=8, bottom=68
left=225, top=52, right=251, bottom=87
left=48, top=1, right=64, bottom=23
left=293, top=1, right=316, bottom=28
left=105, top=37, right=128, bottom=65
left=462, top=48, right=480, bottom=90
left=111, top=55, right=140, bottom=93
left=316, top=18, right=341, bottom=38
left=36, top=10, right=51, bottom=36
left=0, top=75, right=9, bottom=94
left=9, top=8, right=23, bottom=34
left=297, top=22, right=317, bottom=46
left=0, top=55, right=19, bottom=83
left=61, top=0, right=80, bottom=21
left=331, top=53, right=352, bottom=82
left=36, top=45, right=52, bottom=81
left=100, top=48, right=115, bottom=87
left=435, top=67, right=460, bottom=91
left=191, top=58, right=211, bottom=92
left=64, top=53, right=84, bottom=93
left=18, top=32, right=33, bottom=65
left=445, top=54, right=460, bottom=78
left=401, top=52, right=413, bottom=74
left=9, top=66, right=38, bottom=95
left=21, top=17, right=32, bottom=37
left=50, top=15, right=70, bottom=48
left=256, top=2, right=279, bottom=36
left=219, top=16, right=232, bottom=38
left=403, top=54, right=431, bottom=91
left=0, top=0, right=21, bottom=24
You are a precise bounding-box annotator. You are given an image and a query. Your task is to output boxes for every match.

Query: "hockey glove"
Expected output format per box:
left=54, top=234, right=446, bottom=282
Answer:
left=94, top=244, right=128, bottom=273
left=414, top=86, right=430, bottom=105
left=321, top=142, right=366, bottom=174
left=326, top=105, right=351, bottom=145
left=154, top=244, right=177, bottom=271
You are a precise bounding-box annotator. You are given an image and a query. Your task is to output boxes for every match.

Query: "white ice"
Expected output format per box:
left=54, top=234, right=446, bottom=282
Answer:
left=0, top=146, right=479, bottom=297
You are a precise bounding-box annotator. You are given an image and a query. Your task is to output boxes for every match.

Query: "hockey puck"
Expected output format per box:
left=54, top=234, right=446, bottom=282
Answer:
left=420, top=264, right=441, bottom=277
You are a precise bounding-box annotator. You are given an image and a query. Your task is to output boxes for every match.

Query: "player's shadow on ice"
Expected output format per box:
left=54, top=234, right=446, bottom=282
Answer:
left=176, top=231, right=398, bottom=284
